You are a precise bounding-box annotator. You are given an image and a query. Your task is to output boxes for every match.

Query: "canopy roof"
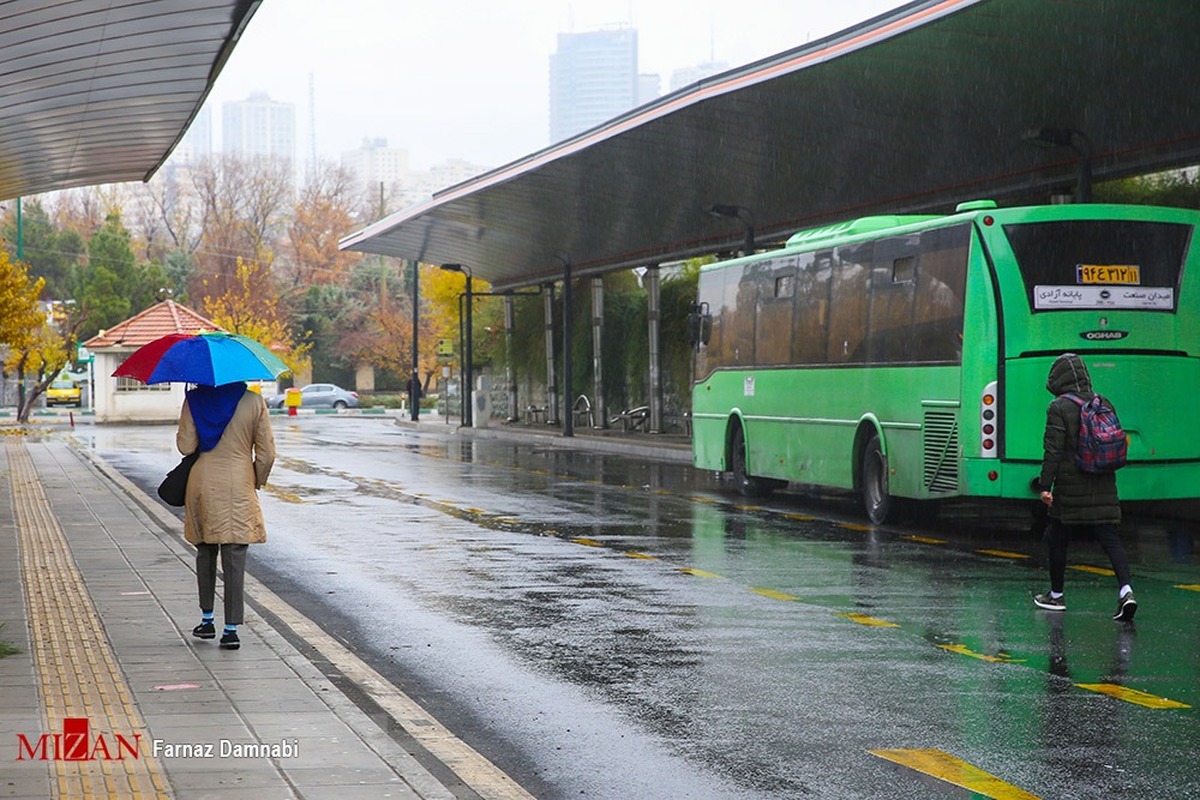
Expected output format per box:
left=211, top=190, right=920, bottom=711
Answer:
left=0, top=0, right=260, bottom=201
left=342, top=0, right=1200, bottom=291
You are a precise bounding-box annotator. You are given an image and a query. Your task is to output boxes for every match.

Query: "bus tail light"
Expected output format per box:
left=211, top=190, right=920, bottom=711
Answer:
left=980, top=381, right=998, bottom=458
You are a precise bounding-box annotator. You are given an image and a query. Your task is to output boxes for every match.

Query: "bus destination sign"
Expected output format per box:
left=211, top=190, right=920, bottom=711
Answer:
left=1035, top=285, right=1174, bottom=310
left=1076, top=264, right=1141, bottom=285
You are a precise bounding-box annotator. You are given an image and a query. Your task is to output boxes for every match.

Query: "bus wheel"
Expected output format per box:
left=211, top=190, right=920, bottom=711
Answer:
left=861, top=433, right=891, bottom=525
left=731, top=425, right=773, bottom=499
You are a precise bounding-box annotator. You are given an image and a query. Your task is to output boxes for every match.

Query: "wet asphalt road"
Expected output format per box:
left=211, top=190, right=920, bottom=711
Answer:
left=75, top=416, right=1200, bottom=800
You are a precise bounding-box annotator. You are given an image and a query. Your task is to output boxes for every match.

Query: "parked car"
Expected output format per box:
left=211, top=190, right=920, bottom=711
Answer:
left=266, top=383, right=360, bottom=410
left=46, top=380, right=81, bottom=407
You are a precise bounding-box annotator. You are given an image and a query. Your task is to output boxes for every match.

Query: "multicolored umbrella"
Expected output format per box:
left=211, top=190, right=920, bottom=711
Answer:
left=112, top=331, right=289, bottom=386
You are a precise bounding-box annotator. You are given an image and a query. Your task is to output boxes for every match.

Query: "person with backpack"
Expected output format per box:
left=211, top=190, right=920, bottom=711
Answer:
left=1033, top=352, right=1137, bottom=621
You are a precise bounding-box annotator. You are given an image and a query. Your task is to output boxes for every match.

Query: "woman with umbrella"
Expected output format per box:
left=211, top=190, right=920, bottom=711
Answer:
left=115, top=332, right=282, bottom=650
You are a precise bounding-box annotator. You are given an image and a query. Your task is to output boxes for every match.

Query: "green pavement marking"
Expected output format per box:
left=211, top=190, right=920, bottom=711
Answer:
left=678, top=567, right=723, bottom=578
left=1069, top=564, right=1116, bottom=576
left=976, top=548, right=1031, bottom=559
left=937, top=643, right=1026, bottom=664
left=752, top=587, right=798, bottom=601
left=902, top=534, right=947, bottom=544
left=1076, top=683, right=1191, bottom=709
left=870, top=748, right=1042, bottom=800
left=838, top=612, right=899, bottom=628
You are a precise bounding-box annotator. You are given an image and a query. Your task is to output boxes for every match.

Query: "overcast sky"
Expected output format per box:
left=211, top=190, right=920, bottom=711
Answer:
left=206, top=0, right=905, bottom=171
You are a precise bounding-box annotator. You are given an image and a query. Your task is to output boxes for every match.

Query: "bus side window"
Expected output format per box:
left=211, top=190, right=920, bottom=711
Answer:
left=756, top=257, right=796, bottom=365
left=868, top=235, right=920, bottom=362
left=911, top=225, right=969, bottom=363
left=828, top=243, right=872, bottom=362
left=793, top=250, right=830, bottom=364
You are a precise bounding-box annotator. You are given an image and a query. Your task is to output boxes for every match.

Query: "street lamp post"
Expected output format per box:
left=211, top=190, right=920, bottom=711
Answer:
left=708, top=204, right=755, bottom=257
left=440, top=263, right=473, bottom=427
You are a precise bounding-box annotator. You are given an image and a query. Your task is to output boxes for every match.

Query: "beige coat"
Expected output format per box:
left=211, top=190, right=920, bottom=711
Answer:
left=176, top=391, right=276, bottom=545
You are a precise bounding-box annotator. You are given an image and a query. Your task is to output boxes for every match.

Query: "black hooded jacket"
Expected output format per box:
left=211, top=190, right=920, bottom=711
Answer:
left=1037, top=353, right=1121, bottom=524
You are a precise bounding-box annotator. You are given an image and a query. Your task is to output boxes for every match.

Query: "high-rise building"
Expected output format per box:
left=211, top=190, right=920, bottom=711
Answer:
left=549, top=26, right=638, bottom=143
left=222, top=92, right=295, bottom=162
left=341, top=137, right=409, bottom=200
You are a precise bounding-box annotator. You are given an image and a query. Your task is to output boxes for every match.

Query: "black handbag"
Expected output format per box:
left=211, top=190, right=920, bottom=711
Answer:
left=157, top=452, right=199, bottom=507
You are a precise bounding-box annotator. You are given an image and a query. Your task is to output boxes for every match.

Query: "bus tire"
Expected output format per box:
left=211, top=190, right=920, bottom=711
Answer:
left=861, top=432, right=891, bottom=525
left=730, top=424, right=773, bottom=499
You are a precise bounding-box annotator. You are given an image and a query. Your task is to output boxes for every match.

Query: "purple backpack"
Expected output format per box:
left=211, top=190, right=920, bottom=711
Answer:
left=1064, top=393, right=1128, bottom=473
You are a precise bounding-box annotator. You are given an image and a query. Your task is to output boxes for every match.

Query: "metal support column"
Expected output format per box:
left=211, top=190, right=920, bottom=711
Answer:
left=645, top=265, right=663, bottom=434
left=562, top=258, right=574, bottom=438
left=409, top=259, right=420, bottom=421
left=504, top=293, right=518, bottom=422
left=543, top=282, right=559, bottom=424
left=590, top=276, right=605, bottom=429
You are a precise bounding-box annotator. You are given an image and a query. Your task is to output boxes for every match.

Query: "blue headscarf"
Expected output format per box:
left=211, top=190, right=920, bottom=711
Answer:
left=186, top=383, right=247, bottom=452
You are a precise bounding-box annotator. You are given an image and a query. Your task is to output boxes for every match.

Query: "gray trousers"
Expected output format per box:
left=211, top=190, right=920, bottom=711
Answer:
left=196, top=543, right=249, bottom=625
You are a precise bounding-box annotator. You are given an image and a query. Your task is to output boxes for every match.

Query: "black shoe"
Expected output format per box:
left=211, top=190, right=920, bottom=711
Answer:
left=1033, top=592, right=1066, bottom=611
left=192, top=622, right=216, bottom=639
left=219, top=631, right=240, bottom=650
left=1114, top=591, right=1138, bottom=622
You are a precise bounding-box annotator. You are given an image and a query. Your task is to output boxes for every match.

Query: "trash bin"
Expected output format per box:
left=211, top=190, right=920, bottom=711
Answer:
left=285, top=387, right=302, bottom=416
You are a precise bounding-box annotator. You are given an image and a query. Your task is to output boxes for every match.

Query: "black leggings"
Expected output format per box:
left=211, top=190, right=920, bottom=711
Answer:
left=1044, top=519, right=1131, bottom=593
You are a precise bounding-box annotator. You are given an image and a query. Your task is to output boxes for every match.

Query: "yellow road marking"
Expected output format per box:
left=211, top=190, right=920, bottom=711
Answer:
left=839, top=523, right=873, bottom=532
left=466, top=507, right=487, bottom=514
left=977, top=548, right=1030, bottom=559
left=1069, top=564, right=1116, bottom=576
left=782, top=512, right=814, bottom=521
left=624, top=551, right=657, bottom=560
left=752, top=588, right=798, bottom=601
left=870, top=748, right=1042, bottom=800
left=1076, top=683, right=1191, bottom=709
left=678, top=567, right=723, bottom=578
left=839, top=612, right=899, bottom=628
left=571, top=537, right=604, bottom=547
left=903, top=535, right=947, bottom=544
left=938, top=644, right=1026, bottom=663
left=688, top=495, right=716, bottom=503
left=733, top=504, right=764, bottom=512
left=1176, top=584, right=1200, bottom=592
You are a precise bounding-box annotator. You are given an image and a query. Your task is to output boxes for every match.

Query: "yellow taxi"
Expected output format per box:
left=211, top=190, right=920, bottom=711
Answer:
left=47, top=379, right=81, bottom=407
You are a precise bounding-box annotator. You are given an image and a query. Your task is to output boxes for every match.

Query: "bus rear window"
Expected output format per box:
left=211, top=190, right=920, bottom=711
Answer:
left=1003, top=220, right=1190, bottom=312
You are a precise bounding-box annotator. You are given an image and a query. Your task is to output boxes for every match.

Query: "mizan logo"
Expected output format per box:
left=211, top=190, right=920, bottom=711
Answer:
left=16, top=718, right=140, bottom=762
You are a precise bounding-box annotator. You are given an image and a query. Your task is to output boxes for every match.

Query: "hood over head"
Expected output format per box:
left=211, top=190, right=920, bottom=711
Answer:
left=1046, top=352, right=1092, bottom=396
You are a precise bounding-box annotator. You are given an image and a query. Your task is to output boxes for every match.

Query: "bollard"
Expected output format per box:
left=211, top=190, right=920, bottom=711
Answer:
left=285, top=387, right=302, bottom=416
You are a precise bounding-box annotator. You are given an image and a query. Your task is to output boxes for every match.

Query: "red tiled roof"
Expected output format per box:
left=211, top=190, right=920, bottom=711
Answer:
left=84, top=301, right=223, bottom=349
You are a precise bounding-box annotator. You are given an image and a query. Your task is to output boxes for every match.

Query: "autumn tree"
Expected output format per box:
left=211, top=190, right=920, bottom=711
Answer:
left=0, top=248, right=77, bottom=421
left=201, top=255, right=310, bottom=375
left=285, top=161, right=362, bottom=288
left=189, top=155, right=292, bottom=301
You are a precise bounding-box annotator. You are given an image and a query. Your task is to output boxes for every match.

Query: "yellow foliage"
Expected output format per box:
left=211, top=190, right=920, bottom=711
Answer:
left=0, top=249, right=46, bottom=350
left=201, top=256, right=311, bottom=375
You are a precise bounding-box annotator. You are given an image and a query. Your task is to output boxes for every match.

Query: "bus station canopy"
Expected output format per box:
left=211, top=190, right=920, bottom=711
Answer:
left=342, top=0, right=1200, bottom=292
left=0, top=0, right=260, bottom=202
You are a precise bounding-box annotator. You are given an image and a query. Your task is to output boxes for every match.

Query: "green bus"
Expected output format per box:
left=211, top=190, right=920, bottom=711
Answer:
left=691, top=200, right=1200, bottom=523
